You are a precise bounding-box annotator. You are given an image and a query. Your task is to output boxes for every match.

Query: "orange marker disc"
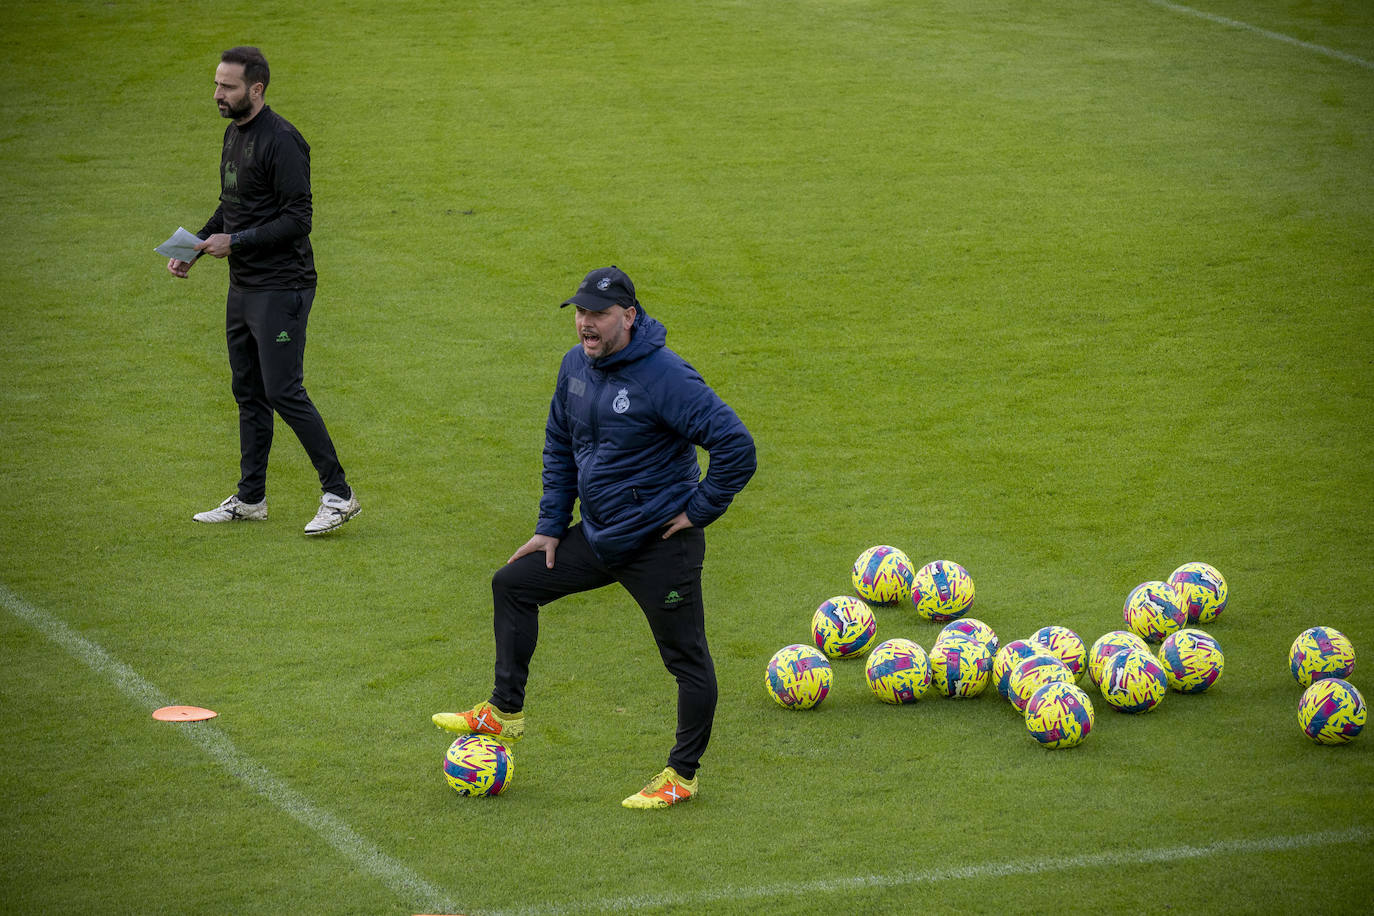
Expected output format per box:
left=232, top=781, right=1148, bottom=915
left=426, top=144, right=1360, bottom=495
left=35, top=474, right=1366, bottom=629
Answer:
left=152, top=705, right=218, bottom=722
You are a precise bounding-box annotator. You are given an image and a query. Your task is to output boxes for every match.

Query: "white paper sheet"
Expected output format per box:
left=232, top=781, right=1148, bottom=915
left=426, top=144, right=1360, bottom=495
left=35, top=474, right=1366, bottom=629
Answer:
left=155, top=226, right=204, bottom=262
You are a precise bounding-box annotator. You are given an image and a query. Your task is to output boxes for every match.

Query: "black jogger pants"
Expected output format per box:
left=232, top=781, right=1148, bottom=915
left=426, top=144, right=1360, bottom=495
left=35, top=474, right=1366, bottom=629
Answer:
left=225, top=285, right=348, bottom=503
left=490, top=523, right=716, bottom=779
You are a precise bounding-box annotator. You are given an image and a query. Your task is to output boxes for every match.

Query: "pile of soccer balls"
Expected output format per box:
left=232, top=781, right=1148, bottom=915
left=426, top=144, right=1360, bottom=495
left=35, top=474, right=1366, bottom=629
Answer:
left=766, top=552, right=1258, bottom=750
left=767, top=545, right=978, bottom=710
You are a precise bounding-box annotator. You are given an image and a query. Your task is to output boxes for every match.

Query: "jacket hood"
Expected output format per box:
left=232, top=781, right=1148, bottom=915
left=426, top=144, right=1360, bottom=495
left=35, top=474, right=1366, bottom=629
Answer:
left=589, top=304, right=666, bottom=371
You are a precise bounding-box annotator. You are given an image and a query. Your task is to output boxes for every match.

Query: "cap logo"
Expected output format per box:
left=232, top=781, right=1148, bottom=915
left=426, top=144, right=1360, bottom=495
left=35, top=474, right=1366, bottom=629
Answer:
left=597, top=277, right=612, bottom=291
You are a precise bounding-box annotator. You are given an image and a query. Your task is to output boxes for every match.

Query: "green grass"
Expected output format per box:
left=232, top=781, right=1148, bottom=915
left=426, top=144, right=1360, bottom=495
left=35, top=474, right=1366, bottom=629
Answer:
left=2, top=0, right=1372, bottom=913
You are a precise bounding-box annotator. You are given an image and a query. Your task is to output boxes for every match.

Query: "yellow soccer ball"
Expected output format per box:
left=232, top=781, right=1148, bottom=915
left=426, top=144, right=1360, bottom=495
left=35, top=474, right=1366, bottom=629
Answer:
left=1029, top=625, right=1087, bottom=683
left=1008, top=653, right=1074, bottom=712
left=1099, top=648, right=1168, bottom=714
left=811, top=596, right=877, bottom=659
left=851, top=545, right=915, bottom=606
left=443, top=735, right=513, bottom=796
left=1123, top=580, right=1187, bottom=643
left=1088, top=630, right=1151, bottom=687
left=911, top=560, right=975, bottom=622
left=1157, top=628, right=1224, bottom=693
left=865, top=638, right=932, bottom=704
left=929, top=635, right=993, bottom=698
left=1298, top=678, right=1366, bottom=745
left=1167, top=561, right=1227, bottom=624
left=1289, top=626, right=1356, bottom=688
left=1024, top=682, right=1095, bottom=749
left=765, top=644, right=833, bottom=709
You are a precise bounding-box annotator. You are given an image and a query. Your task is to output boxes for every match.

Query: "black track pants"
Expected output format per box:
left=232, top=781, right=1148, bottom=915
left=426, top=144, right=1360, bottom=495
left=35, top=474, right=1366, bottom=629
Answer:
left=225, top=286, right=348, bottom=503
left=490, top=523, right=716, bottom=779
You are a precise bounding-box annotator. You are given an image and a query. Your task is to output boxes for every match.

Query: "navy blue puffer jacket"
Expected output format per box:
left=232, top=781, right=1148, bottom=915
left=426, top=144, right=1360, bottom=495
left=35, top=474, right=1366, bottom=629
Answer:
left=535, top=305, right=756, bottom=564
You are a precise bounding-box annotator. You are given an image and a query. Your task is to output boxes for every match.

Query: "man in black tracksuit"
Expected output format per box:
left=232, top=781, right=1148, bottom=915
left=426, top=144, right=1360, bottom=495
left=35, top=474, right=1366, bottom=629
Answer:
left=434, top=266, right=757, bottom=809
left=169, top=46, right=359, bottom=535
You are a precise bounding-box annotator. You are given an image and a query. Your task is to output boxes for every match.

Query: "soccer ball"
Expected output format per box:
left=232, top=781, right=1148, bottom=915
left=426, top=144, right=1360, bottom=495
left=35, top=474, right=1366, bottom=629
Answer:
left=1158, top=628, right=1224, bottom=693
left=994, top=639, right=1044, bottom=700
left=938, top=617, right=999, bottom=657
left=865, top=638, right=932, bottom=704
left=928, top=636, right=992, bottom=698
left=911, top=560, right=975, bottom=622
left=1298, top=678, right=1366, bottom=745
left=1123, top=580, right=1188, bottom=643
left=1029, top=625, right=1086, bottom=683
left=1098, top=648, right=1168, bottom=713
left=766, top=644, right=833, bottom=709
left=1024, top=681, right=1095, bottom=749
left=1008, top=653, right=1074, bottom=712
left=1088, top=630, right=1151, bottom=687
left=1167, top=561, right=1227, bottom=624
left=1289, top=626, right=1356, bottom=688
left=811, top=596, right=877, bottom=659
left=851, top=545, right=915, bottom=606
left=443, top=735, right=513, bottom=796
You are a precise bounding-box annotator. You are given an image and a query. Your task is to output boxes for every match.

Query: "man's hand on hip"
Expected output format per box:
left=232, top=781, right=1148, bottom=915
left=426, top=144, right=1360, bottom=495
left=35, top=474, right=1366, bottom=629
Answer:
left=661, top=512, right=694, bottom=539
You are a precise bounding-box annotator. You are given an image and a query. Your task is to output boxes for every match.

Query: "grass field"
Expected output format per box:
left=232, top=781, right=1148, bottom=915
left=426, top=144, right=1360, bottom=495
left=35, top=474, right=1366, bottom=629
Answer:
left=2, top=0, right=1372, bottom=913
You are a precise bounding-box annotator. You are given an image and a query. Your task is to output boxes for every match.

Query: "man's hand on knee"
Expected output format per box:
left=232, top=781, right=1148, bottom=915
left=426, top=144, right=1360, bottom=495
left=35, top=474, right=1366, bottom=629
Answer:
left=509, top=534, right=560, bottom=568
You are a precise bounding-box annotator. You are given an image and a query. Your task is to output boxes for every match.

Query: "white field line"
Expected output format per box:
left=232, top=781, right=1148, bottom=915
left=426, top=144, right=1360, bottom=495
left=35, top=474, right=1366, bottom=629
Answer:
left=0, top=583, right=459, bottom=916
left=485, top=826, right=1371, bottom=916
left=1145, top=0, right=1374, bottom=70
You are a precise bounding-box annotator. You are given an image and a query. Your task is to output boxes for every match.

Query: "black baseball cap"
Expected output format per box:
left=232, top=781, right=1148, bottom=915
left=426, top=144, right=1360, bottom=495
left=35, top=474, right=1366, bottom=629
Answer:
left=560, top=266, right=639, bottom=312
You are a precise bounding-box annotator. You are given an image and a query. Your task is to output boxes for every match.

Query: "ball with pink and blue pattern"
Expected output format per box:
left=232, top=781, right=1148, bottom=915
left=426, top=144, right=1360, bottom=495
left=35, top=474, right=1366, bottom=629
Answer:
left=1024, top=681, right=1095, bottom=749
left=1298, top=678, right=1366, bottom=745
left=1123, top=580, right=1188, bottom=643
left=1099, top=648, right=1168, bottom=714
left=993, top=639, right=1044, bottom=701
left=911, top=560, right=975, bottom=622
left=1167, top=561, right=1227, bottom=624
left=865, top=638, right=932, bottom=704
left=766, top=644, right=833, bottom=710
left=938, top=617, right=998, bottom=657
left=1289, top=626, right=1356, bottom=688
left=1009, top=653, right=1075, bottom=712
left=811, top=596, right=877, bottom=659
left=444, top=734, right=513, bottom=797
left=1088, top=630, right=1151, bottom=687
left=851, top=545, right=914, bottom=606
left=929, top=635, right=993, bottom=698
left=1158, top=628, right=1224, bottom=693
left=1029, top=625, right=1087, bottom=683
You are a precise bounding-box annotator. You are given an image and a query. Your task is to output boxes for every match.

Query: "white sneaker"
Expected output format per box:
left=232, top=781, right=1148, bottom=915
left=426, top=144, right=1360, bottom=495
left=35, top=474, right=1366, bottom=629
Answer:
left=304, top=491, right=360, bottom=535
left=193, top=495, right=268, bottom=523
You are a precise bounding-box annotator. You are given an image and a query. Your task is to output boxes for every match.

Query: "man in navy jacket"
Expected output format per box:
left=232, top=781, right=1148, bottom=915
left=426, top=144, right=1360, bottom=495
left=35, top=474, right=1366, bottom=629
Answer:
left=435, top=266, right=756, bottom=808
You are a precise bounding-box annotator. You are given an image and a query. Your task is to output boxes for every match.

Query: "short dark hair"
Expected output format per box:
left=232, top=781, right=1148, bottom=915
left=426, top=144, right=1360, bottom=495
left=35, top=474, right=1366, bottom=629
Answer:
left=220, top=46, right=270, bottom=92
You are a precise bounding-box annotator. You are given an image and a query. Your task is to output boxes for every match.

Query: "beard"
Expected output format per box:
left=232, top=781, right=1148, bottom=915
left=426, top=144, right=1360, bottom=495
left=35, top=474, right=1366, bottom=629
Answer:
left=218, top=94, right=254, bottom=120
